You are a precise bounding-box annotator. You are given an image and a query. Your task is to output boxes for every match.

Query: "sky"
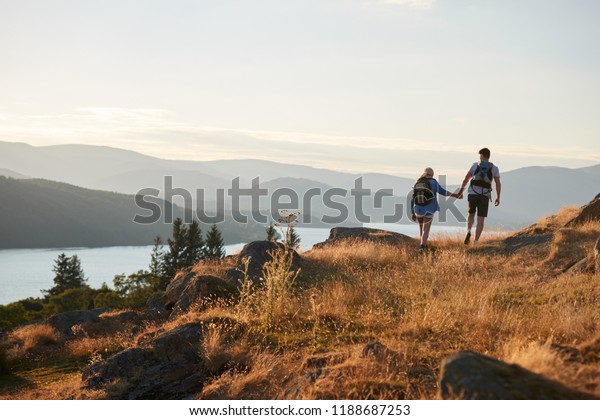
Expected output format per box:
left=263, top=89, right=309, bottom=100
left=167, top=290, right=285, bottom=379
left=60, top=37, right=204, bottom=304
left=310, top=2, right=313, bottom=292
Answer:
left=0, top=0, right=599, bottom=178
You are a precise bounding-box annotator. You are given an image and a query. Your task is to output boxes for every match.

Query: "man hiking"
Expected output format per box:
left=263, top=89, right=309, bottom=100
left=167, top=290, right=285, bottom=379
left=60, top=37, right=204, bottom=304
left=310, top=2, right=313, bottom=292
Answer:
left=458, top=147, right=501, bottom=245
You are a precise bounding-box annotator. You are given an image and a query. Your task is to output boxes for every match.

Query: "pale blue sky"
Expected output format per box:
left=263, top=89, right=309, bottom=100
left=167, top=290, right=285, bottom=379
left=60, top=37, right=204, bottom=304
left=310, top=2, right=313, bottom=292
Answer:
left=0, top=0, right=598, bottom=177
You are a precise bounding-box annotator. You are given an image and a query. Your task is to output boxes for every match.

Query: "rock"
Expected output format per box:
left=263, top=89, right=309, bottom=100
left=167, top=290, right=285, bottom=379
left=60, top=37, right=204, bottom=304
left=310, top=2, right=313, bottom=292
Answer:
left=46, top=308, right=110, bottom=336
left=439, top=351, right=595, bottom=399
left=146, top=271, right=237, bottom=318
left=83, top=322, right=206, bottom=399
left=227, top=241, right=301, bottom=284
left=165, top=273, right=237, bottom=317
left=594, top=238, right=600, bottom=274
left=313, top=227, right=417, bottom=249
left=565, top=195, right=600, bottom=227
left=565, top=257, right=588, bottom=274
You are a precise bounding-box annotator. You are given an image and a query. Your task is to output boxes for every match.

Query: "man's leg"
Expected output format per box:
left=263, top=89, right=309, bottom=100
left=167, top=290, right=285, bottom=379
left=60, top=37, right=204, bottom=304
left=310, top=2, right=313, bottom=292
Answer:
left=475, top=216, right=485, bottom=241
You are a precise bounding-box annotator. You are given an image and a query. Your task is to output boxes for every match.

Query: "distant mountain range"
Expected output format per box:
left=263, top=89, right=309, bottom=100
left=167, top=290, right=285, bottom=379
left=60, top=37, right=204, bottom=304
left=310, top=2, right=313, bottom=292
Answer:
left=0, top=141, right=598, bottom=231
left=0, top=177, right=265, bottom=249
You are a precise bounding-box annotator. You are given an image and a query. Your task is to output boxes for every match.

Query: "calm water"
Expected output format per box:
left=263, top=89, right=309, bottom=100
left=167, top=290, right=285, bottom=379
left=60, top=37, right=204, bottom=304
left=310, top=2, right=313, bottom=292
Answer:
left=0, top=225, right=464, bottom=305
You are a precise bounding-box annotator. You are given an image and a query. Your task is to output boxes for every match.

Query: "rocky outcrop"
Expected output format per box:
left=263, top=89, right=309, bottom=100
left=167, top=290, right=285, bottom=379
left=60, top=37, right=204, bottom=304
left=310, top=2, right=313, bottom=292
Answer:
left=313, top=227, right=417, bottom=249
left=83, top=322, right=206, bottom=399
left=146, top=271, right=237, bottom=318
left=227, top=241, right=301, bottom=284
left=439, top=351, right=595, bottom=399
left=46, top=308, right=110, bottom=336
left=565, top=195, right=600, bottom=227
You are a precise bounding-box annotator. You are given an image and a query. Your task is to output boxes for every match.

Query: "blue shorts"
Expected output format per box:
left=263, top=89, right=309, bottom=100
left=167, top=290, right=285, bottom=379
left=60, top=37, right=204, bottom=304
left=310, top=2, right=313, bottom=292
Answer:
left=413, top=205, right=435, bottom=218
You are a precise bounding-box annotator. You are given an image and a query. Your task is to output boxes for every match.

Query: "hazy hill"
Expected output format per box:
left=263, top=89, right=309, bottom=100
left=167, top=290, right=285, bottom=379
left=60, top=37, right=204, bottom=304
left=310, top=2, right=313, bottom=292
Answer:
left=0, top=141, right=598, bottom=228
left=0, top=177, right=264, bottom=249
left=0, top=168, right=29, bottom=179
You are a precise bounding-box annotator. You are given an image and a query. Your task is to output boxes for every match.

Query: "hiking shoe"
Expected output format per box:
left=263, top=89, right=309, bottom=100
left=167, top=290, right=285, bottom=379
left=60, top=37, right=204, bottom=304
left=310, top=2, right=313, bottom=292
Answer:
left=419, top=244, right=428, bottom=253
left=464, top=232, right=471, bottom=245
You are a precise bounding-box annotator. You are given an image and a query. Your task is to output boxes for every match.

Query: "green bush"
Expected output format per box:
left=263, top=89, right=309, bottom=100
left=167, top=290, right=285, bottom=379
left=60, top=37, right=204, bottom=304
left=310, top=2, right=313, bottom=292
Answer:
left=45, top=287, right=94, bottom=314
left=0, top=302, right=27, bottom=329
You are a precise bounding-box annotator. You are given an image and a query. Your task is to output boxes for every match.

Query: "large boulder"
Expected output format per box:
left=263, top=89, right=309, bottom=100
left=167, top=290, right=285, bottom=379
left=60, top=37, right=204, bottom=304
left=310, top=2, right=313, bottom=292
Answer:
left=227, top=241, right=301, bottom=284
left=439, top=351, right=594, bottom=399
left=146, top=271, right=237, bottom=318
left=82, top=322, right=206, bottom=399
left=565, top=195, right=600, bottom=227
left=313, top=227, right=417, bottom=249
left=46, top=308, right=110, bottom=336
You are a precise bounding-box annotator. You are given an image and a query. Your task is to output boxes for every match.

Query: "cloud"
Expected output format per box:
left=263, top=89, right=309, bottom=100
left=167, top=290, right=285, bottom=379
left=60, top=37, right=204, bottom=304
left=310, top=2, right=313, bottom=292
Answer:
left=0, top=107, right=597, bottom=177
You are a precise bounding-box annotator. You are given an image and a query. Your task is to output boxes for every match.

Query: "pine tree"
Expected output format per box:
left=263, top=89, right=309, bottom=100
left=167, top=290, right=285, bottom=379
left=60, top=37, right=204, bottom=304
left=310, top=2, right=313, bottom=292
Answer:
left=164, top=218, right=188, bottom=280
left=149, top=235, right=164, bottom=277
left=149, top=235, right=168, bottom=290
left=43, top=253, right=88, bottom=297
left=266, top=223, right=277, bottom=242
left=182, top=219, right=205, bottom=266
left=205, top=224, right=225, bottom=259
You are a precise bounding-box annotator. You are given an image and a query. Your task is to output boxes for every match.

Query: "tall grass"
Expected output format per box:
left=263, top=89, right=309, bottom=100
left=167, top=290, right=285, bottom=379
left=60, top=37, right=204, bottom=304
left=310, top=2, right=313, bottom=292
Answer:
left=4, top=215, right=600, bottom=399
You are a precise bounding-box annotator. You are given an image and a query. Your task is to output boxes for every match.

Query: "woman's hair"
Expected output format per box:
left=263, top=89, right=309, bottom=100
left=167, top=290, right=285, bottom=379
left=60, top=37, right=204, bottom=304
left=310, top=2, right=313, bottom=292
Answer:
left=419, top=167, right=434, bottom=179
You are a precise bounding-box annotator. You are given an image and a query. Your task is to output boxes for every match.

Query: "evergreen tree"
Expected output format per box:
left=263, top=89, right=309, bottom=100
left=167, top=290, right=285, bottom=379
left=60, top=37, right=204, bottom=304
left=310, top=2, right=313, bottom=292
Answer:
left=43, top=253, right=88, bottom=297
left=182, top=219, right=205, bottom=266
left=266, top=223, right=277, bottom=242
left=164, top=218, right=187, bottom=280
left=205, top=224, right=225, bottom=259
left=149, top=235, right=164, bottom=278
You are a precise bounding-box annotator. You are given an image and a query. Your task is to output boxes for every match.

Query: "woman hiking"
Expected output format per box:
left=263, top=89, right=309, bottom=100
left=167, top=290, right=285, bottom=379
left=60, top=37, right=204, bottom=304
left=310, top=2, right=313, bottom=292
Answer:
left=411, top=167, right=461, bottom=252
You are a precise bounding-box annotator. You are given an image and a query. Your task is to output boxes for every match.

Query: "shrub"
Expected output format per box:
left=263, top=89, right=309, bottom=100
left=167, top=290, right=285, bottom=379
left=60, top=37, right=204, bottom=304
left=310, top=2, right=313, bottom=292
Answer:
left=13, top=324, right=60, bottom=354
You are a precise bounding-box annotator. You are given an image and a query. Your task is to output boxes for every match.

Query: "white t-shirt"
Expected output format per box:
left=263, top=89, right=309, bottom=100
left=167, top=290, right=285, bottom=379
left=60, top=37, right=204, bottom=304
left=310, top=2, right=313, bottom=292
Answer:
left=467, top=161, right=500, bottom=197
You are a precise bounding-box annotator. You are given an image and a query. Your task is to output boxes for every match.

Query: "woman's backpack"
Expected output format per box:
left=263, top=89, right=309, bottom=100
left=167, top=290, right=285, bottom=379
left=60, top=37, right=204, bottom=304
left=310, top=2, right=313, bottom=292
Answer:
left=413, top=177, right=434, bottom=206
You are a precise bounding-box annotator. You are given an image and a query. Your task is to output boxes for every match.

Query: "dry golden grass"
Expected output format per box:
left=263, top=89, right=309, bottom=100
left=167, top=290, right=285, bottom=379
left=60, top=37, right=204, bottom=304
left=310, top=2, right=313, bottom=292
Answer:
left=536, top=205, right=580, bottom=229
left=3, top=208, right=600, bottom=400
left=9, top=324, right=60, bottom=356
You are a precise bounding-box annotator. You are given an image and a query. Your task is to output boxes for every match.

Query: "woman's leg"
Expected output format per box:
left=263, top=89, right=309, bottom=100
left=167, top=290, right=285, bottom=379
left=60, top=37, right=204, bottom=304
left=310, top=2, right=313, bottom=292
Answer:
left=421, top=216, right=433, bottom=246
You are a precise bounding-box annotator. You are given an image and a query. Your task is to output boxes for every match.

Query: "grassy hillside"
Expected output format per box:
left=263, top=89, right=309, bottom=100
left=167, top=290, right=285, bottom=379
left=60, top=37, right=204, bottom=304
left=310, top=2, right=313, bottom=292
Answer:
left=1, top=204, right=599, bottom=399
left=0, top=176, right=264, bottom=248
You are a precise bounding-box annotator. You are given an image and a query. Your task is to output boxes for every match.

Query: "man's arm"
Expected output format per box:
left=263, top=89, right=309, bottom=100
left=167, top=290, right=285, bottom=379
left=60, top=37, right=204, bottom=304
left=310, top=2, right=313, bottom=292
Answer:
left=458, top=172, right=472, bottom=198
left=494, top=177, right=501, bottom=206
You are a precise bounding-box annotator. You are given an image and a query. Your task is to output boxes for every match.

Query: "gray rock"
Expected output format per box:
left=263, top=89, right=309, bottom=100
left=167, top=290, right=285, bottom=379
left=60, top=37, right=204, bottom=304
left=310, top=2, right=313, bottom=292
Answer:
left=82, top=322, right=206, bottom=399
left=46, top=308, right=110, bottom=336
left=439, top=351, right=595, bottom=399
left=227, top=240, right=301, bottom=284
left=168, top=275, right=237, bottom=317
left=146, top=272, right=237, bottom=318
left=565, top=195, right=600, bottom=227
left=313, top=227, right=417, bottom=249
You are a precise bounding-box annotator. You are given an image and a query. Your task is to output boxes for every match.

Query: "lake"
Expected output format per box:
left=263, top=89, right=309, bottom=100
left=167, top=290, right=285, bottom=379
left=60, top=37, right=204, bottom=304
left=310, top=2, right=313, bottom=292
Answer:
left=0, top=224, right=465, bottom=305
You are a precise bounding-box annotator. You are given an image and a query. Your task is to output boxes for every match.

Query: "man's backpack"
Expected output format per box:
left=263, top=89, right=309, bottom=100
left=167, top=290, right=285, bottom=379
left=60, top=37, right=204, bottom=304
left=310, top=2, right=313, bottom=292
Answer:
left=470, top=161, right=494, bottom=191
left=413, top=177, right=434, bottom=206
